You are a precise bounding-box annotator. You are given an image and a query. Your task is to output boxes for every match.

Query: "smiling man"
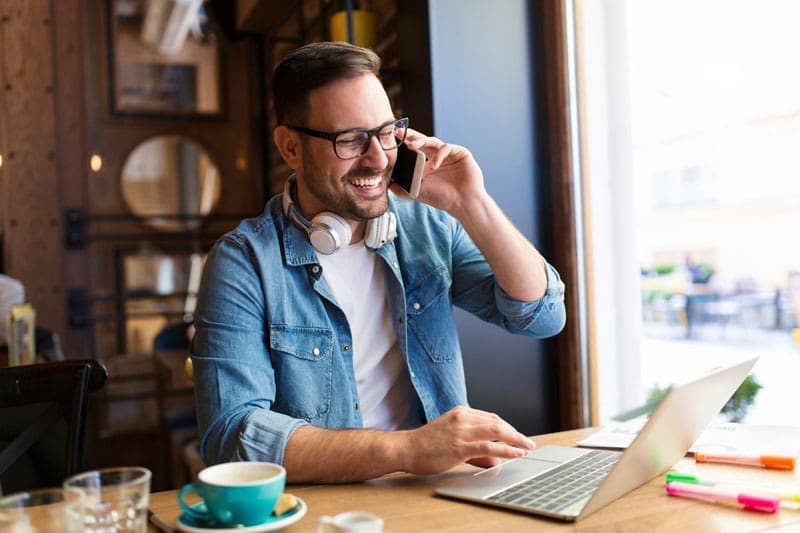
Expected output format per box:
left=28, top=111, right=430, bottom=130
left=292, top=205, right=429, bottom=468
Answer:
left=191, top=41, right=566, bottom=483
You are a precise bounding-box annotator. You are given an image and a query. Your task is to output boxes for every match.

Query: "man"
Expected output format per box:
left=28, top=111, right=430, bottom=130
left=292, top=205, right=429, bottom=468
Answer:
left=192, top=42, right=566, bottom=483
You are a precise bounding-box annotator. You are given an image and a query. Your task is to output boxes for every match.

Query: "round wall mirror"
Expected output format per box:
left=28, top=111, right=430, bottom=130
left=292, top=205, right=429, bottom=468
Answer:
left=121, top=135, right=221, bottom=231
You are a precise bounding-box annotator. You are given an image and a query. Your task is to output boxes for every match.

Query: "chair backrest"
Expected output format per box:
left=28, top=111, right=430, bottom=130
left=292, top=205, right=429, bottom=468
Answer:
left=0, top=359, right=107, bottom=493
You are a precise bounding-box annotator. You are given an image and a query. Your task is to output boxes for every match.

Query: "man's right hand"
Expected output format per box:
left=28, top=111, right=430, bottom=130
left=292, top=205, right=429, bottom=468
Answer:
left=400, top=406, right=535, bottom=475
left=282, top=406, right=534, bottom=483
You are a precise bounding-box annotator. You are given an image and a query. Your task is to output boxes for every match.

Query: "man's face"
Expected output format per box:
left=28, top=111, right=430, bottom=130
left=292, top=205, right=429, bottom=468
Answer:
left=295, top=74, right=397, bottom=222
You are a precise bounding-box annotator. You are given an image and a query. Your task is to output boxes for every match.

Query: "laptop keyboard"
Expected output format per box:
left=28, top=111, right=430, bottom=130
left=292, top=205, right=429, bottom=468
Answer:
left=487, top=450, right=620, bottom=513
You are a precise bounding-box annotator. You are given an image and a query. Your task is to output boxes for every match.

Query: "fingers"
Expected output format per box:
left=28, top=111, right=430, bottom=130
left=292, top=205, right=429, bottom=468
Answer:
left=452, top=407, right=534, bottom=446
left=467, top=456, right=503, bottom=469
left=444, top=406, right=535, bottom=458
left=402, top=129, right=455, bottom=171
left=404, top=406, right=535, bottom=475
left=403, top=127, right=427, bottom=146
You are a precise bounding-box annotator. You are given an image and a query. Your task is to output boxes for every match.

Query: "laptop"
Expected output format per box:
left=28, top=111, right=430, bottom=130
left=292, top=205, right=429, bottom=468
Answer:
left=435, top=356, right=758, bottom=521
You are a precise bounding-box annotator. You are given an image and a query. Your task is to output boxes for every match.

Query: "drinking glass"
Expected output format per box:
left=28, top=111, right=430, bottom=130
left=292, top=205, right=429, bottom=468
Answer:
left=64, top=466, right=151, bottom=533
left=0, top=487, right=85, bottom=532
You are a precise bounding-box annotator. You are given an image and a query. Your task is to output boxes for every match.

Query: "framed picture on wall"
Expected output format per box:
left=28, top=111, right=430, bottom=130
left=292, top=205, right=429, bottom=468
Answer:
left=107, top=0, right=223, bottom=117
left=115, top=61, right=198, bottom=112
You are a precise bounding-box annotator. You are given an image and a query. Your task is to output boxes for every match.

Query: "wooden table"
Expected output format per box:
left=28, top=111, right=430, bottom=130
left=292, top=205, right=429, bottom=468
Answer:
left=147, top=428, right=800, bottom=532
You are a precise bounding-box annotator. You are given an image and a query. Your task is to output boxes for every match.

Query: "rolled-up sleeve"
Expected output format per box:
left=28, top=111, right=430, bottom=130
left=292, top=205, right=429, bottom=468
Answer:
left=191, top=352, right=308, bottom=466
left=446, top=210, right=566, bottom=339
left=192, top=234, right=307, bottom=466
left=494, top=260, right=566, bottom=338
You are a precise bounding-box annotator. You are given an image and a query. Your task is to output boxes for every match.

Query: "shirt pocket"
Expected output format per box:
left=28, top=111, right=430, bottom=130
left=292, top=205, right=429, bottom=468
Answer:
left=406, top=266, right=458, bottom=363
left=269, top=325, right=333, bottom=420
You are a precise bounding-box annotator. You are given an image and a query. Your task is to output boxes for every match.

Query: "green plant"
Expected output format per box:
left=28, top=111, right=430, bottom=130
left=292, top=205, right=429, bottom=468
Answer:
left=722, top=374, right=763, bottom=422
left=696, top=263, right=715, bottom=279
left=643, top=373, right=762, bottom=423
left=653, top=264, right=677, bottom=275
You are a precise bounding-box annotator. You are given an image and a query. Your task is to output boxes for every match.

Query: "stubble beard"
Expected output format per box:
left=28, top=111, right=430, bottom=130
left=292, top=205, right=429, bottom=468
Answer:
left=301, top=149, right=391, bottom=221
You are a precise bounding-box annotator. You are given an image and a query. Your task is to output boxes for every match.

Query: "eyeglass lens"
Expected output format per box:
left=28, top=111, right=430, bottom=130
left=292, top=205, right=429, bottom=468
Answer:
left=334, top=120, right=407, bottom=159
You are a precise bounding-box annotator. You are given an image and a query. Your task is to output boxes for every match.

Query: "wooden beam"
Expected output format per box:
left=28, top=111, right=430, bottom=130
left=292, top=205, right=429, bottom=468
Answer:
left=53, top=0, right=92, bottom=357
left=235, top=0, right=301, bottom=36
left=531, top=0, right=588, bottom=430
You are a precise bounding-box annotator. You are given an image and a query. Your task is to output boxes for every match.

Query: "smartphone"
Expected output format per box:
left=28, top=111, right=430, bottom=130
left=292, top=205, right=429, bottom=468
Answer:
left=391, top=143, right=426, bottom=198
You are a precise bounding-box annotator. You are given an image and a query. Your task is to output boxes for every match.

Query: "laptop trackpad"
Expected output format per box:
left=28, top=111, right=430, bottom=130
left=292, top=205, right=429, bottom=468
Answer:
left=436, top=457, right=560, bottom=500
left=522, top=445, right=591, bottom=463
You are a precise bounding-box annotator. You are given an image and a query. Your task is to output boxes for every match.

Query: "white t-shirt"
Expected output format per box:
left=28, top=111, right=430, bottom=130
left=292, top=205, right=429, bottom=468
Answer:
left=316, top=242, right=419, bottom=430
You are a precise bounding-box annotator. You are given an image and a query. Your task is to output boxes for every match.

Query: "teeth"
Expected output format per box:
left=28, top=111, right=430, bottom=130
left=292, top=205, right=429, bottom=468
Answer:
left=350, top=177, right=381, bottom=188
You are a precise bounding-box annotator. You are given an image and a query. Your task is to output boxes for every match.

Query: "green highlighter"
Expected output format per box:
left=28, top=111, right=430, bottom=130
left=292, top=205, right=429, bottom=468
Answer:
left=666, top=471, right=800, bottom=504
left=665, top=472, right=714, bottom=485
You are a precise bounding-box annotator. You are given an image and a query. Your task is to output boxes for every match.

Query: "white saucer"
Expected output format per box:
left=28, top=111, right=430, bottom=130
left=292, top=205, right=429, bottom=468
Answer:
left=176, top=497, right=307, bottom=532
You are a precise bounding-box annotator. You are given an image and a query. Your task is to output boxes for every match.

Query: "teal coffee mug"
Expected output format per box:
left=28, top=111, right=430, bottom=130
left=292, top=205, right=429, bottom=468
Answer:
left=178, top=462, right=286, bottom=527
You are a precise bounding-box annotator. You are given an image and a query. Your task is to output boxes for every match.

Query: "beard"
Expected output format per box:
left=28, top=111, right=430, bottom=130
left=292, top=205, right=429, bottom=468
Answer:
left=300, top=146, right=391, bottom=221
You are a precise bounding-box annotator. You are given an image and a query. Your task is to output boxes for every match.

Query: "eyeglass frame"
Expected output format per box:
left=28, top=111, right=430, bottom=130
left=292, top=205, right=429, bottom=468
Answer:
left=285, top=117, right=409, bottom=160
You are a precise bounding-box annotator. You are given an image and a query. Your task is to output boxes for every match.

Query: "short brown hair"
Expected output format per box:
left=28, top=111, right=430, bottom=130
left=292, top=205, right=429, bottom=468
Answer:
left=272, top=41, right=382, bottom=126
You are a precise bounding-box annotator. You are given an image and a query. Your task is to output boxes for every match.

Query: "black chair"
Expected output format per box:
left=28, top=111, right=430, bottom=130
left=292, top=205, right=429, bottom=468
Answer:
left=0, top=359, right=107, bottom=494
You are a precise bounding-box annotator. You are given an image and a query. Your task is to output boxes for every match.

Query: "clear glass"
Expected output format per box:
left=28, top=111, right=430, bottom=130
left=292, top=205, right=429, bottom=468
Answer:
left=64, top=467, right=151, bottom=533
left=0, top=487, right=85, bottom=533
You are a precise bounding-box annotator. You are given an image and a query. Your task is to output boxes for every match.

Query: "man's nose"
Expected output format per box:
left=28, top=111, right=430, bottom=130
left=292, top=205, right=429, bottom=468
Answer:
left=359, top=135, right=390, bottom=168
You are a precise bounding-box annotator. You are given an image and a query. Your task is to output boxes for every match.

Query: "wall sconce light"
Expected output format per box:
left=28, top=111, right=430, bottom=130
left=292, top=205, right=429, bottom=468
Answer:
left=0, top=153, right=4, bottom=169
left=235, top=155, right=248, bottom=173
left=90, top=154, right=103, bottom=172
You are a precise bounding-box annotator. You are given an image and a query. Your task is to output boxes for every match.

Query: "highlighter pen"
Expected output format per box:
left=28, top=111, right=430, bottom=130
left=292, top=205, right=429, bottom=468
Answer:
left=694, top=451, right=796, bottom=471
left=665, top=481, right=779, bottom=513
left=667, top=472, right=800, bottom=505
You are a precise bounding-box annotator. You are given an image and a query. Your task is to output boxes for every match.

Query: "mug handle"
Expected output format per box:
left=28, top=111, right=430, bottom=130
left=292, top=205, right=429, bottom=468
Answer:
left=178, top=484, right=210, bottom=521
left=315, top=514, right=333, bottom=533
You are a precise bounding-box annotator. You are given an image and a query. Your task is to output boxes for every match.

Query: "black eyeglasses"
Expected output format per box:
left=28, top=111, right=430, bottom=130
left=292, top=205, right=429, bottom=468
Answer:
left=286, top=117, right=409, bottom=160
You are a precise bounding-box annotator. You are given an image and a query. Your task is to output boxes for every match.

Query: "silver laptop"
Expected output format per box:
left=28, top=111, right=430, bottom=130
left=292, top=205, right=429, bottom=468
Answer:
left=435, top=356, right=758, bottom=521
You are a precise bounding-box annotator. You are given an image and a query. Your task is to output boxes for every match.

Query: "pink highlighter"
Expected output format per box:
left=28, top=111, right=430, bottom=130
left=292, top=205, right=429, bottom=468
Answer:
left=666, top=481, right=780, bottom=513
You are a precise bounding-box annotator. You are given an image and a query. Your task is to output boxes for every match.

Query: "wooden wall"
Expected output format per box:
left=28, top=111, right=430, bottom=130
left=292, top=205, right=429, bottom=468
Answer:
left=0, top=0, right=266, bottom=359
left=83, top=0, right=265, bottom=357
left=0, top=0, right=76, bottom=351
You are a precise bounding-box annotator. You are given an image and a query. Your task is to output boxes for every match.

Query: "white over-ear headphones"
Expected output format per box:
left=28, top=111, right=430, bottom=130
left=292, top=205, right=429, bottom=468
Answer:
left=282, top=176, right=397, bottom=254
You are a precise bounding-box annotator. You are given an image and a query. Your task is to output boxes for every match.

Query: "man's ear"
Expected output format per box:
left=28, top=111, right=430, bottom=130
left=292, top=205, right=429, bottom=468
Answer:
left=273, top=126, right=302, bottom=170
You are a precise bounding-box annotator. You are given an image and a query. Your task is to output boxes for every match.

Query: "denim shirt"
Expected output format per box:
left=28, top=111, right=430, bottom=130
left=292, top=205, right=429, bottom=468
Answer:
left=191, top=193, right=566, bottom=466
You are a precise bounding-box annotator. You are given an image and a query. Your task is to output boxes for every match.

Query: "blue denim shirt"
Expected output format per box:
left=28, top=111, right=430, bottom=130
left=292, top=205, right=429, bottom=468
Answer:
left=192, top=193, right=566, bottom=466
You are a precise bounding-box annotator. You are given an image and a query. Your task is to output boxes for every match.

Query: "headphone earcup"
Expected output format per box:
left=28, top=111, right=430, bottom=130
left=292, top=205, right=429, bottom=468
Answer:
left=364, top=212, right=397, bottom=249
left=308, top=212, right=352, bottom=255
left=284, top=176, right=395, bottom=253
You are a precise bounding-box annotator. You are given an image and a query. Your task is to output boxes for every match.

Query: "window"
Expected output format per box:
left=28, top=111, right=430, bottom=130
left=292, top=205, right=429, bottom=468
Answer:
left=577, top=0, right=800, bottom=425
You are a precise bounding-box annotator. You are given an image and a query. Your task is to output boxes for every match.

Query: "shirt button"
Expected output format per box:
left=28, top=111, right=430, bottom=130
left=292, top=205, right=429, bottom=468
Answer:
left=343, top=344, right=350, bottom=351
left=393, top=262, right=399, bottom=269
left=311, top=265, right=320, bottom=274
left=312, top=347, right=320, bottom=356
left=410, top=372, right=415, bottom=379
left=412, top=302, right=421, bottom=310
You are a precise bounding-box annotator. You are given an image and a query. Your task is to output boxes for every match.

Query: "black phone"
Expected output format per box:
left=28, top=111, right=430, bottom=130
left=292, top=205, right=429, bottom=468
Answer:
left=391, top=143, right=426, bottom=198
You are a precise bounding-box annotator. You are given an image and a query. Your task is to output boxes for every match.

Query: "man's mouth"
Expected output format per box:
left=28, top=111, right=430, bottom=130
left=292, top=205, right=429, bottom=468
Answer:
left=349, top=176, right=383, bottom=189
